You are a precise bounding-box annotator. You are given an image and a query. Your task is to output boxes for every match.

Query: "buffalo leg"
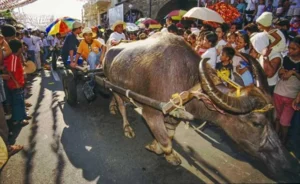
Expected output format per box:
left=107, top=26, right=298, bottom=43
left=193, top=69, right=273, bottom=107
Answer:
left=142, top=107, right=181, bottom=166
left=109, top=97, right=118, bottom=115
left=113, top=93, right=135, bottom=138
left=164, top=117, right=180, bottom=139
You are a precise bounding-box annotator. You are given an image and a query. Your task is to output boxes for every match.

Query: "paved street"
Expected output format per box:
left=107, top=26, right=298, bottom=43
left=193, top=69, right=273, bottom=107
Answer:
left=0, top=68, right=289, bottom=184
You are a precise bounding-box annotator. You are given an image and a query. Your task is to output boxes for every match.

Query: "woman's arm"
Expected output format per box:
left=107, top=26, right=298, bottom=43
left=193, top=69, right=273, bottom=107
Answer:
left=269, top=31, right=282, bottom=49
left=262, top=56, right=281, bottom=78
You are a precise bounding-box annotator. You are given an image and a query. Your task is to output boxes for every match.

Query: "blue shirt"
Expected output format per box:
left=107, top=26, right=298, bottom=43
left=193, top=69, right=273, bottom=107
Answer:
left=61, top=32, right=79, bottom=59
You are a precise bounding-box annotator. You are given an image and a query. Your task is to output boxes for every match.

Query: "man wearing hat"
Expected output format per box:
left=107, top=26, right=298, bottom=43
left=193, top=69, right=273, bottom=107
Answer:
left=107, top=21, right=126, bottom=48
left=61, top=21, right=82, bottom=68
left=72, top=27, right=106, bottom=70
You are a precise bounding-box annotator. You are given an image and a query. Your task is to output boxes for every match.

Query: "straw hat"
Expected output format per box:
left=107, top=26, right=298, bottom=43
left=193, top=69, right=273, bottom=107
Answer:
left=23, top=60, right=36, bottom=74
left=79, top=27, right=97, bottom=38
left=111, top=21, right=126, bottom=31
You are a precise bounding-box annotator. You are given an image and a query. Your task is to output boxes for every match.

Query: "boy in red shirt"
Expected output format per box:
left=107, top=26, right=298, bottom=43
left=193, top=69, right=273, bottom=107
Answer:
left=3, top=40, right=27, bottom=125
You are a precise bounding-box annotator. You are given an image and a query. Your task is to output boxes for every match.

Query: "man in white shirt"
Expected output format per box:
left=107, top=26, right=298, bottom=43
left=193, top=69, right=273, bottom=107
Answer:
left=107, top=21, right=126, bottom=50
left=245, top=0, right=258, bottom=24
left=47, top=35, right=54, bottom=48
left=31, top=30, right=42, bottom=70
left=41, top=33, right=50, bottom=63
left=23, top=30, right=36, bottom=63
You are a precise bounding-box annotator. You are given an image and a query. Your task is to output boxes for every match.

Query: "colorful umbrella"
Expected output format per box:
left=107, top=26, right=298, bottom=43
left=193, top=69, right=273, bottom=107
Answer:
left=135, top=18, right=150, bottom=25
left=208, top=2, right=240, bottom=23
left=166, top=9, right=187, bottom=20
left=136, top=18, right=162, bottom=29
left=46, top=17, right=77, bottom=35
left=126, top=22, right=140, bottom=32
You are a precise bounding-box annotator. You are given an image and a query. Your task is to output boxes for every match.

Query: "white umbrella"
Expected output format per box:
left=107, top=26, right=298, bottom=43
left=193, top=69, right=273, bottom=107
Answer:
left=183, top=7, right=224, bottom=23
left=126, top=22, right=139, bottom=32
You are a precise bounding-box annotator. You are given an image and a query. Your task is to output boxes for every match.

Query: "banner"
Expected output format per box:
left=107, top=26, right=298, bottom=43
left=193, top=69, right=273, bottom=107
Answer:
left=108, top=4, right=124, bottom=28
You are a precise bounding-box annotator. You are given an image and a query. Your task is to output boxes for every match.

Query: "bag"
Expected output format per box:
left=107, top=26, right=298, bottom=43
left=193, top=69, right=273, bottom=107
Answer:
left=82, top=81, right=96, bottom=102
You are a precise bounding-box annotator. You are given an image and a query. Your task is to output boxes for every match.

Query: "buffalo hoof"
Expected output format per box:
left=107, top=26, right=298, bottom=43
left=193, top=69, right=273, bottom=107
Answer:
left=165, top=150, right=181, bottom=166
left=124, top=125, right=135, bottom=138
left=145, top=140, right=164, bottom=155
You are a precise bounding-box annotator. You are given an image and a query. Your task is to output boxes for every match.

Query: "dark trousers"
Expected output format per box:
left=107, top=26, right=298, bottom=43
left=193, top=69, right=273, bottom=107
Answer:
left=7, top=89, right=26, bottom=122
left=245, top=10, right=255, bottom=25
left=27, top=50, right=35, bottom=63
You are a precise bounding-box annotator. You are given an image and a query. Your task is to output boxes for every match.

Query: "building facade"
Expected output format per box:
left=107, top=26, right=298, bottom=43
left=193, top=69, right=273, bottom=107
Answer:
left=83, top=0, right=198, bottom=27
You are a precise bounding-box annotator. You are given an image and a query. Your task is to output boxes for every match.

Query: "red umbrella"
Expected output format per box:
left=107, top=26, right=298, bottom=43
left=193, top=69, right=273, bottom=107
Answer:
left=143, top=19, right=159, bottom=25
left=138, top=18, right=161, bottom=29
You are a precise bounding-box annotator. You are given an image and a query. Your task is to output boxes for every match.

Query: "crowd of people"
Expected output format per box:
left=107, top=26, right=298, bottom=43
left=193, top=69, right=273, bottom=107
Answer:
left=0, top=0, right=300, bottom=167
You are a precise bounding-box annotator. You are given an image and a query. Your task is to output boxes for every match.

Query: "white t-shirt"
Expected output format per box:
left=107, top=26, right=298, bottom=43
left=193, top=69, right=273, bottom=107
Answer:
left=201, top=47, right=217, bottom=69
left=42, top=38, right=49, bottom=47
left=109, top=32, right=126, bottom=43
left=259, top=52, right=282, bottom=86
left=216, top=39, right=227, bottom=62
left=47, top=35, right=54, bottom=47
left=23, top=36, right=36, bottom=51
left=246, top=0, right=258, bottom=11
left=107, top=32, right=126, bottom=49
left=32, top=35, right=42, bottom=52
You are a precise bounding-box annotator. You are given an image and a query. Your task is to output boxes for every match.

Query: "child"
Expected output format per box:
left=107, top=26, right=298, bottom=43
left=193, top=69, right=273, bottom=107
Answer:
left=256, top=12, right=286, bottom=54
left=3, top=40, right=27, bottom=126
left=236, top=60, right=254, bottom=86
left=226, top=32, right=237, bottom=48
left=216, top=47, right=235, bottom=80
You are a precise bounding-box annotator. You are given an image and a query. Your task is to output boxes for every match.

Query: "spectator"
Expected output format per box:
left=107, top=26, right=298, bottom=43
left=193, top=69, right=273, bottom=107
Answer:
left=183, top=30, right=191, bottom=42
left=31, top=30, right=42, bottom=70
left=41, top=33, right=49, bottom=65
left=216, top=47, right=235, bottom=80
left=215, top=25, right=227, bottom=62
left=61, top=21, right=82, bottom=67
left=243, top=23, right=259, bottom=37
left=23, top=30, right=36, bottom=63
left=245, top=0, right=258, bottom=24
left=167, top=24, right=178, bottom=35
left=73, top=27, right=106, bottom=70
left=226, top=32, right=237, bottom=48
left=1, top=24, right=16, bottom=42
left=256, top=12, right=286, bottom=53
left=0, top=36, right=23, bottom=156
left=254, top=0, right=266, bottom=21
left=201, top=32, right=218, bottom=69
left=108, top=21, right=126, bottom=48
left=229, top=23, right=238, bottom=34
left=274, top=36, right=300, bottom=144
left=188, top=33, right=197, bottom=49
left=250, top=32, right=282, bottom=94
left=3, top=40, right=27, bottom=126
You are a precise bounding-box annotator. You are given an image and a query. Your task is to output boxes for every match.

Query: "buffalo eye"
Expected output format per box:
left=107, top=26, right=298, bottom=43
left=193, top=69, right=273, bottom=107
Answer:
left=252, top=122, right=264, bottom=128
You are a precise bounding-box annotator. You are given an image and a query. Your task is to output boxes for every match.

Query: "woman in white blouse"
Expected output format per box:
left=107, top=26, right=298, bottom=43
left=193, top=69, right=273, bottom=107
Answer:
left=201, top=32, right=218, bottom=69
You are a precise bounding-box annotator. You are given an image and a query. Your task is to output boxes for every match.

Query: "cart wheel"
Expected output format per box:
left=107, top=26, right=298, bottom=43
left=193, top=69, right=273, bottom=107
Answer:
left=62, top=69, right=77, bottom=106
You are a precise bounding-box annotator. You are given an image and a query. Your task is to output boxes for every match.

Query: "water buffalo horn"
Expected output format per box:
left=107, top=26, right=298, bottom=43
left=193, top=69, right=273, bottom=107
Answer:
left=240, top=53, right=270, bottom=94
left=199, top=58, right=257, bottom=114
